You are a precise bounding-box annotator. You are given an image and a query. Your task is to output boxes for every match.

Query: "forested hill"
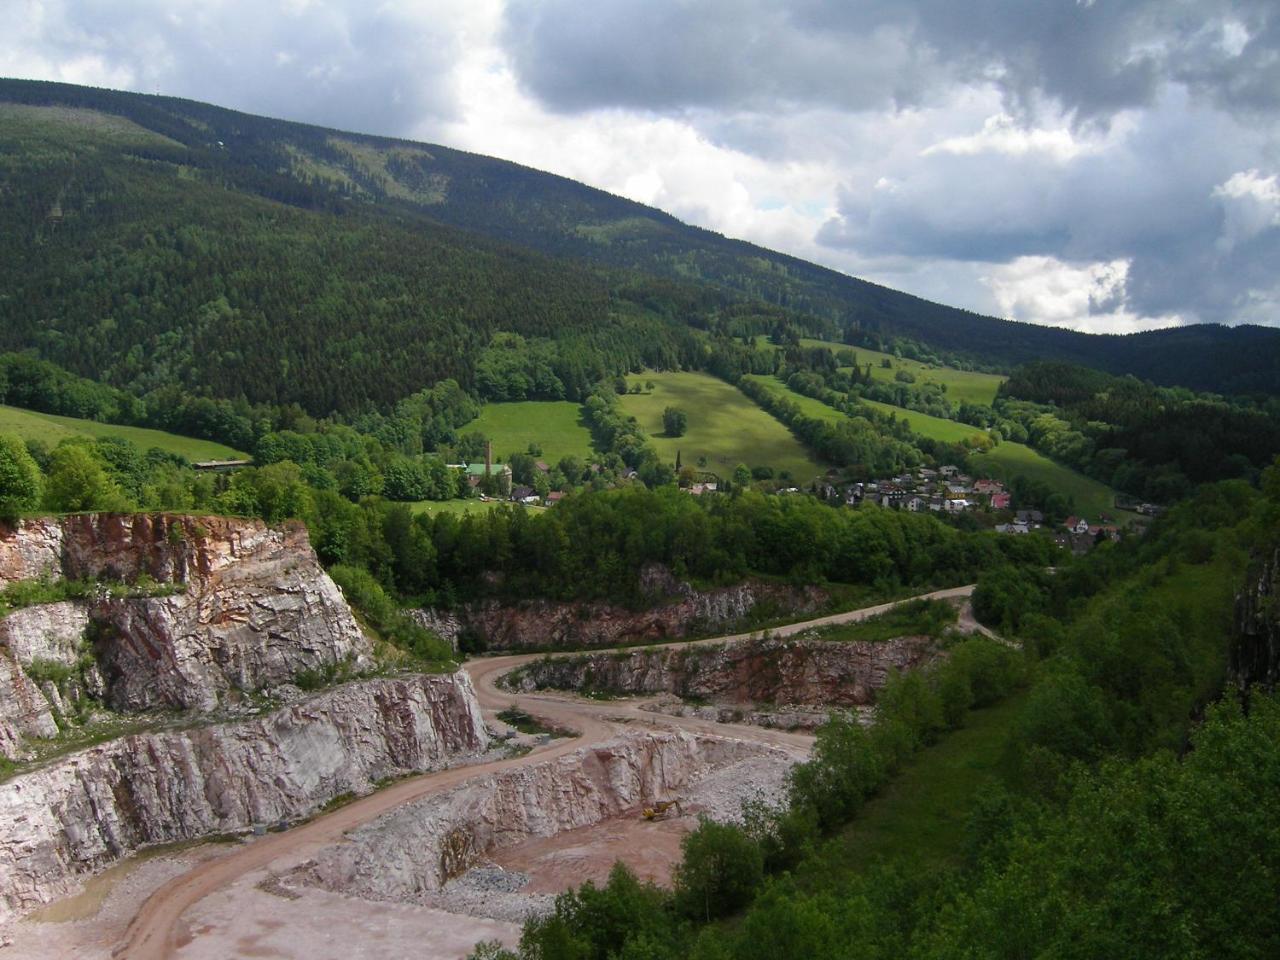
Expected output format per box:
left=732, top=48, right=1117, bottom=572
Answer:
left=2, top=77, right=1279, bottom=404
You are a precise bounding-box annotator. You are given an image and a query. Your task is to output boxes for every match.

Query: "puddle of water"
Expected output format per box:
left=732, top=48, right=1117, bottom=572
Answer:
left=24, top=837, right=236, bottom=924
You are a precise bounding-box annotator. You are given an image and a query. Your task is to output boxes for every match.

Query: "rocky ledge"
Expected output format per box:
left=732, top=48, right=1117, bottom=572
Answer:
left=513, top=633, right=941, bottom=710
left=414, top=567, right=829, bottom=652
left=0, top=672, right=489, bottom=923
left=291, top=730, right=788, bottom=911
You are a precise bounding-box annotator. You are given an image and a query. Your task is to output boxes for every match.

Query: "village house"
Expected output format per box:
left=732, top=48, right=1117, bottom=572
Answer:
left=1064, top=516, right=1091, bottom=535
left=990, top=492, right=1012, bottom=510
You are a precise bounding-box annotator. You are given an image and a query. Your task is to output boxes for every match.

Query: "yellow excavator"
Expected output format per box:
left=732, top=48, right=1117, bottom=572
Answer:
left=641, top=799, right=684, bottom=821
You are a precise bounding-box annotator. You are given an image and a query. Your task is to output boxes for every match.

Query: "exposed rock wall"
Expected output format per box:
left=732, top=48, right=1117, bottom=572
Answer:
left=0, top=649, right=59, bottom=756
left=0, top=602, right=90, bottom=668
left=419, top=576, right=829, bottom=652
left=0, top=518, right=62, bottom=586
left=294, top=732, right=778, bottom=903
left=0, top=514, right=372, bottom=733
left=0, top=672, right=489, bottom=922
left=516, top=634, right=940, bottom=708
left=1234, top=545, right=1280, bottom=690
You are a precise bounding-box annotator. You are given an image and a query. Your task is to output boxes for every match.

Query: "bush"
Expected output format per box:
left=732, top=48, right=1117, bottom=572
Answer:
left=662, top=406, right=688, bottom=438
left=674, top=818, right=764, bottom=921
left=0, top=433, right=42, bottom=519
left=329, top=564, right=453, bottom=664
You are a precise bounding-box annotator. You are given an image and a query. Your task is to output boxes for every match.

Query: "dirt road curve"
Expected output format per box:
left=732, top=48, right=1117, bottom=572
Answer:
left=111, top=584, right=975, bottom=960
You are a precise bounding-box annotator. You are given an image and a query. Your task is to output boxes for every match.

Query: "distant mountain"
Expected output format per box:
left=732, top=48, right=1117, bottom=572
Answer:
left=1, top=77, right=1277, bottom=405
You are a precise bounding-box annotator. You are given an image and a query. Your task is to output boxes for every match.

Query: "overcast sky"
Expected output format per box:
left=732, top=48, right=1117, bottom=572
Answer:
left=6, top=0, right=1280, bottom=332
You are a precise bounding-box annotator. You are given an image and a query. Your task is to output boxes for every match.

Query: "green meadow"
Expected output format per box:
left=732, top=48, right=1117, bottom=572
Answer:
left=469, top=400, right=595, bottom=463
left=769, top=336, right=1007, bottom=406
left=403, top=499, right=545, bottom=517
left=0, top=404, right=247, bottom=461
left=621, top=372, right=825, bottom=482
left=855, top=397, right=991, bottom=444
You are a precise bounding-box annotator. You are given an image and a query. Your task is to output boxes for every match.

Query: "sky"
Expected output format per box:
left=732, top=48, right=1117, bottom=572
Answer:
left=5, top=0, right=1280, bottom=333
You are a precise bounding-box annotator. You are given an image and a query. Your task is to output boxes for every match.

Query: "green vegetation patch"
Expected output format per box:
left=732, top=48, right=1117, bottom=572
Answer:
left=855, top=397, right=989, bottom=444
left=469, top=400, right=595, bottom=463
left=800, top=691, right=1027, bottom=884
left=619, top=372, right=824, bottom=482
left=972, top=440, right=1138, bottom=521
left=742, top=375, right=848, bottom=426
left=808, top=599, right=958, bottom=644
left=796, top=337, right=1007, bottom=406
left=0, top=405, right=246, bottom=461
left=0, top=103, right=180, bottom=151
left=402, top=498, right=545, bottom=517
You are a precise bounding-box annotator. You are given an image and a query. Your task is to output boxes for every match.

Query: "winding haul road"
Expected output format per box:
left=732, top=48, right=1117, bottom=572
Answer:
left=111, top=584, right=976, bottom=960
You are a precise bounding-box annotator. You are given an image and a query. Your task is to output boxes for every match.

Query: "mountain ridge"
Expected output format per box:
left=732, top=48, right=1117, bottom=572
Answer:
left=2, top=76, right=1278, bottom=400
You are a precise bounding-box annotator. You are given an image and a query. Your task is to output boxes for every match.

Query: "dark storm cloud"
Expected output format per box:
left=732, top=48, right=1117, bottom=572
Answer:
left=14, top=1, right=462, bottom=137
left=817, top=91, right=1278, bottom=324
left=503, top=0, right=1280, bottom=326
left=503, top=0, right=1280, bottom=122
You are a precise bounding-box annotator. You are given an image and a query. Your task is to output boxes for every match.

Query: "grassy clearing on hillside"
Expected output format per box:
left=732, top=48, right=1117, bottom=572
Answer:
left=402, top=499, right=545, bottom=518
left=0, top=404, right=246, bottom=461
left=856, top=397, right=989, bottom=444
left=798, top=690, right=1027, bottom=885
left=795, top=336, right=1006, bottom=406
left=469, top=401, right=595, bottom=463
left=743, top=375, right=847, bottom=425
left=972, top=442, right=1139, bottom=522
left=620, top=372, right=825, bottom=482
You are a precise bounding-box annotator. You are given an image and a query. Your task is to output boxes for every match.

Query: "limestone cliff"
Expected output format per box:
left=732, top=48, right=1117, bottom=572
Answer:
left=415, top=571, right=829, bottom=652
left=0, top=672, right=489, bottom=922
left=1234, top=545, right=1280, bottom=690
left=0, top=514, right=372, bottom=754
left=515, top=633, right=940, bottom=708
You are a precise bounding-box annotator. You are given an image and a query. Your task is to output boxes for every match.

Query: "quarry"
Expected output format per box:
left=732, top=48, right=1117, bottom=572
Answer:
left=0, top=514, right=980, bottom=959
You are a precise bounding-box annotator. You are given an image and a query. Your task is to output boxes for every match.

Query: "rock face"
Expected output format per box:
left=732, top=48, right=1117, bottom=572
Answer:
left=516, top=634, right=940, bottom=708
left=294, top=731, right=779, bottom=903
left=0, top=649, right=59, bottom=756
left=0, top=514, right=371, bottom=736
left=419, top=573, right=829, bottom=652
left=0, top=518, right=62, bottom=586
left=1234, top=545, right=1280, bottom=690
left=0, top=672, right=490, bottom=922
left=0, top=602, right=90, bottom=668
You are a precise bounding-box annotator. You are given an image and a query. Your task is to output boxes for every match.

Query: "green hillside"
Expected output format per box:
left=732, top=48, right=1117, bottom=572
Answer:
left=621, top=372, right=825, bottom=481
left=2, top=78, right=1278, bottom=400
left=972, top=441, right=1139, bottom=522
left=855, top=398, right=990, bottom=444
left=0, top=404, right=245, bottom=460
left=797, top=337, right=1006, bottom=405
